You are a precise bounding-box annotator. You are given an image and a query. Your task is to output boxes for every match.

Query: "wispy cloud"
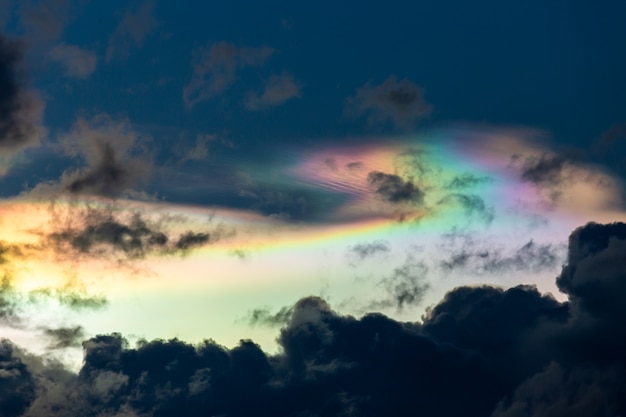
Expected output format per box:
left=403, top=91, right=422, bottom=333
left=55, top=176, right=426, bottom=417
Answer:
left=345, top=75, right=432, bottom=129
left=48, top=43, right=97, bottom=79
left=183, top=41, right=274, bottom=108
left=106, top=0, right=158, bottom=62
left=245, top=72, right=301, bottom=110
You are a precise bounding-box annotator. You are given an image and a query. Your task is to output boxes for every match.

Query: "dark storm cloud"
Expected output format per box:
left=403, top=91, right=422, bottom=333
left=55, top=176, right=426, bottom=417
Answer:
left=43, top=325, right=85, bottom=349
left=345, top=75, right=432, bottom=129
left=106, top=0, right=158, bottom=62
left=184, top=41, right=274, bottom=108
left=0, top=35, right=44, bottom=157
left=367, top=170, right=424, bottom=203
left=5, top=221, right=626, bottom=416
left=347, top=240, right=390, bottom=262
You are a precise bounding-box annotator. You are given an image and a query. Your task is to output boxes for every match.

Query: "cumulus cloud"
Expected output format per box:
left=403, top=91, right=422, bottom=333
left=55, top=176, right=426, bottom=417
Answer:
left=48, top=43, right=97, bottom=79
left=106, top=0, right=158, bottom=62
left=244, top=72, right=301, bottom=110
left=0, top=35, right=45, bottom=167
left=345, top=75, right=432, bottom=129
left=183, top=41, right=274, bottom=108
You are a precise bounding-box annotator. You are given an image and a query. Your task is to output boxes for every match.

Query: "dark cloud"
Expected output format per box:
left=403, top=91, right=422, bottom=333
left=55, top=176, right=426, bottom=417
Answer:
left=58, top=114, right=153, bottom=198
left=4, top=222, right=626, bottom=416
left=183, top=41, right=274, bottom=108
left=0, top=35, right=44, bottom=159
left=446, top=174, right=492, bottom=189
left=345, top=75, right=432, bottom=129
left=106, top=0, right=158, bottom=62
left=0, top=340, right=36, bottom=417
left=367, top=171, right=424, bottom=203
left=347, top=240, right=390, bottom=262
left=46, top=206, right=214, bottom=261
left=520, top=154, right=566, bottom=186
left=246, top=306, right=293, bottom=327
left=373, top=254, right=430, bottom=310
left=43, top=325, right=85, bottom=349
left=440, top=239, right=562, bottom=275
left=437, top=193, right=495, bottom=224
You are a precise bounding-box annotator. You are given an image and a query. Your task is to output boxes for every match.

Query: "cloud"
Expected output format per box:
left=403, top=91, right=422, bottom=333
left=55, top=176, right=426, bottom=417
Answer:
left=106, top=0, right=158, bottom=62
left=246, top=305, right=293, bottom=327
left=519, top=154, right=566, bottom=187
left=18, top=0, right=71, bottom=41
left=4, top=221, right=626, bottom=416
left=445, top=174, right=492, bottom=190
left=439, top=237, right=563, bottom=275
left=43, top=325, right=85, bottom=349
left=244, top=72, right=301, bottom=110
left=0, top=35, right=45, bottom=166
left=183, top=41, right=274, bottom=108
left=372, top=254, right=430, bottom=310
left=48, top=43, right=97, bottom=79
left=345, top=75, right=432, bottom=129
left=58, top=114, right=153, bottom=198
left=347, top=240, right=390, bottom=262
left=437, top=193, right=495, bottom=224
left=46, top=204, right=215, bottom=261
left=367, top=170, right=424, bottom=203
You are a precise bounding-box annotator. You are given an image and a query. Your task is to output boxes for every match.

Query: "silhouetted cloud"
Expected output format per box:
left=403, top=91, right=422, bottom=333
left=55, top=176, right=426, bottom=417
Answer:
left=46, top=205, right=215, bottom=261
left=184, top=41, right=274, bottom=108
left=106, top=0, right=158, bottom=62
left=0, top=35, right=44, bottom=164
left=367, top=171, right=424, bottom=203
left=345, top=75, right=432, bottom=129
left=48, top=43, right=97, bottom=79
left=437, top=193, right=495, bottom=224
left=245, top=72, right=301, bottom=110
left=0, top=340, right=36, bottom=417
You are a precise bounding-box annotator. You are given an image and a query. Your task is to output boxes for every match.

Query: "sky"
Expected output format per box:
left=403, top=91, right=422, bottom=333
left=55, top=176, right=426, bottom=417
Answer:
left=1, top=1, right=626, bottom=416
